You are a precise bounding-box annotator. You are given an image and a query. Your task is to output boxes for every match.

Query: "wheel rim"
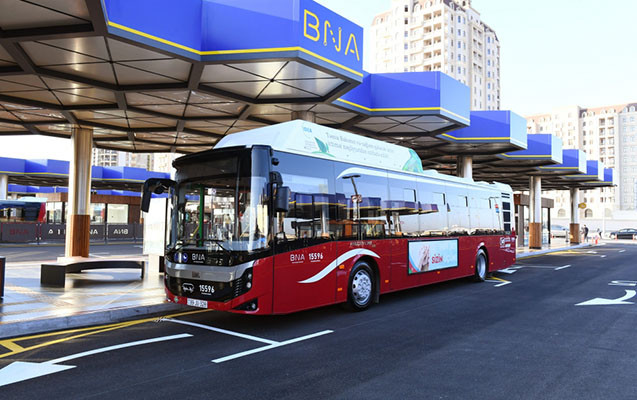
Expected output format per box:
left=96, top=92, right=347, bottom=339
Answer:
left=477, top=254, right=486, bottom=278
left=352, top=269, right=372, bottom=306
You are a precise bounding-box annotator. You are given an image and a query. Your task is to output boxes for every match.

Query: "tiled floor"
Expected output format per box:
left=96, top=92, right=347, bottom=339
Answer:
left=0, top=255, right=167, bottom=327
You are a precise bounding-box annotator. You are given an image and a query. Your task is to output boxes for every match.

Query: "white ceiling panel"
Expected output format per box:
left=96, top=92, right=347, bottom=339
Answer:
left=229, top=62, right=286, bottom=80
left=258, top=82, right=318, bottom=99
left=209, top=81, right=269, bottom=98
left=201, top=64, right=265, bottom=83
left=278, top=78, right=342, bottom=96
left=48, top=63, right=117, bottom=84
left=276, top=62, right=334, bottom=80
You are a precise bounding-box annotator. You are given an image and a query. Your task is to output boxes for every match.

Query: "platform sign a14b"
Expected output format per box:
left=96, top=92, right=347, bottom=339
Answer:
left=408, top=239, right=459, bottom=274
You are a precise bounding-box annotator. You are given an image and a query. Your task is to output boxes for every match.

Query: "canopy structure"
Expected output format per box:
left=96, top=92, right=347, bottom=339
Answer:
left=0, top=0, right=615, bottom=254
left=0, top=156, right=168, bottom=190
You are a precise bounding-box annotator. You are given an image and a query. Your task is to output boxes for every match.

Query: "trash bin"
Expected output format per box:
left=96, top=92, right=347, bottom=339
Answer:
left=0, top=256, right=5, bottom=298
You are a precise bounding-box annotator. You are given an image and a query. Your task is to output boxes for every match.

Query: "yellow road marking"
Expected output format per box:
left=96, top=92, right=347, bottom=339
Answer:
left=0, top=340, right=24, bottom=352
left=0, top=309, right=211, bottom=359
left=489, top=276, right=509, bottom=283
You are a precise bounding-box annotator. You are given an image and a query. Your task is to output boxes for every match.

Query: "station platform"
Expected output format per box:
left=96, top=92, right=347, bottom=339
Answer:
left=0, top=254, right=181, bottom=339
left=0, top=241, right=595, bottom=340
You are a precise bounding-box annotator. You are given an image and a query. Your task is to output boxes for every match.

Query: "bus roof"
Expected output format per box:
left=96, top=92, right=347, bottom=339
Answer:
left=214, top=120, right=511, bottom=193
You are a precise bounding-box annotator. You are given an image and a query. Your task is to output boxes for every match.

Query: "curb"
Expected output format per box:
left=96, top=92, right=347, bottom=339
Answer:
left=517, top=243, right=592, bottom=259
left=0, top=302, right=186, bottom=340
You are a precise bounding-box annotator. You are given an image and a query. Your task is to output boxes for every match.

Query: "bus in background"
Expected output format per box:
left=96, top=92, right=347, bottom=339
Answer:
left=142, top=120, right=516, bottom=314
left=0, top=198, right=46, bottom=223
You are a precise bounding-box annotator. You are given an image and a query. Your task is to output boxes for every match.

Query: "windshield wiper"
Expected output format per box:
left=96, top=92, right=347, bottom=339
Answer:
left=202, top=238, right=232, bottom=255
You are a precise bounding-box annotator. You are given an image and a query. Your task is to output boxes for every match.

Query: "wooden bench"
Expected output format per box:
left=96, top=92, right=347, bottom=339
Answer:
left=41, top=259, right=145, bottom=287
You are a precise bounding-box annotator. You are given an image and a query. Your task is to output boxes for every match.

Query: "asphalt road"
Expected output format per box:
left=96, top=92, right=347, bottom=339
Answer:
left=0, top=243, right=143, bottom=263
left=1, top=243, right=637, bottom=399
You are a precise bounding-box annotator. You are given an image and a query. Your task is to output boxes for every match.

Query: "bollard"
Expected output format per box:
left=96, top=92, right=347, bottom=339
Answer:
left=0, top=256, right=5, bottom=298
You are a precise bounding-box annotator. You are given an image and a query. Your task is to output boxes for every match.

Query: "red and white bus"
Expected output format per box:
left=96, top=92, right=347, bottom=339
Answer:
left=142, top=120, right=516, bottom=314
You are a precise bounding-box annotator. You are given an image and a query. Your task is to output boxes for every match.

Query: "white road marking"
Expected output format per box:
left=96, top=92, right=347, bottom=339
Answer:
left=498, top=268, right=518, bottom=274
left=212, top=330, right=334, bottom=364
left=0, top=334, right=192, bottom=387
left=619, top=250, right=626, bottom=253
left=576, top=290, right=636, bottom=306
left=587, top=250, right=598, bottom=254
left=486, top=279, right=511, bottom=287
left=47, top=334, right=192, bottom=364
left=555, top=265, right=572, bottom=270
left=516, top=265, right=558, bottom=269
left=161, top=318, right=277, bottom=345
left=600, top=255, right=607, bottom=258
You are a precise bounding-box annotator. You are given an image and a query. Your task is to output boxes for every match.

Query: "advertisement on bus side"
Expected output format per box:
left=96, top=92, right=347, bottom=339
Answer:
left=408, top=239, right=459, bottom=274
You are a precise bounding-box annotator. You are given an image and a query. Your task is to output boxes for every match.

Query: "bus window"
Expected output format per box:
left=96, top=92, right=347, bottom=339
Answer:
left=447, top=190, right=470, bottom=236
left=386, top=179, right=419, bottom=237
left=335, top=163, right=388, bottom=240
left=273, top=152, right=336, bottom=249
left=418, top=181, right=447, bottom=236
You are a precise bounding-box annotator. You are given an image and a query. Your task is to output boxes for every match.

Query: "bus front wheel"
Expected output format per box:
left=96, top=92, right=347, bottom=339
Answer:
left=473, top=250, right=488, bottom=282
left=345, top=261, right=375, bottom=311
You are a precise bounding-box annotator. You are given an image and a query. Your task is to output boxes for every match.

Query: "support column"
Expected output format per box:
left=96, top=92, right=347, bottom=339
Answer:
left=0, top=174, right=8, bottom=200
left=456, top=156, right=473, bottom=179
left=517, top=204, right=525, bottom=248
left=528, top=176, right=542, bottom=249
left=569, top=188, right=580, bottom=244
left=64, top=128, right=93, bottom=258
left=0, top=174, right=7, bottom=220
left=291, top=111, right=316, bottom=123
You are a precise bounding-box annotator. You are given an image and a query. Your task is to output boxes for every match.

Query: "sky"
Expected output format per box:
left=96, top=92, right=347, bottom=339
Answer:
left=2, top=0, right=637, bottom=160
left=316, top=0, right=637, bottom=115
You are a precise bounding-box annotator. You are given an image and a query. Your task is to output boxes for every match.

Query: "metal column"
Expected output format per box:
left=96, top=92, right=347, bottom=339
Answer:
left=0, top=174, right=7, bottom=200
left=456, top=156, right=473, bottom=179
left=64, top=127, right=93, bottom=258
left=291, top=111, right=316, bottom=123
left=528, top=176, right=542, bottom=249
left=569, top=188, right=580, bottom=244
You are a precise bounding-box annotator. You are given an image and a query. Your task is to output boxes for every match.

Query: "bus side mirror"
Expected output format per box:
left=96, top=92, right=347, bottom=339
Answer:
left=141, top=190, right=152, bottom=213
left=275, top=186, right=290, bottom=213
left=141, top=178, right=176, bottom=213
left=270, top=171, right=283, bottom=186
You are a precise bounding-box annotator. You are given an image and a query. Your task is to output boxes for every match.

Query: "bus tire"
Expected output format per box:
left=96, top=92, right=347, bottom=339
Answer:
left=345, top=261, right=375, bottom=311
left=473, top=250, right=488, bottom=282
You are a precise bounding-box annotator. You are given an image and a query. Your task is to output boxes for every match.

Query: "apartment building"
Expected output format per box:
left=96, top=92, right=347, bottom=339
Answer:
left=370, top=0, right=500, bottom=110
left=526, top=103, right=637, bottom=219
left=92, top=148, right=153, bottom=170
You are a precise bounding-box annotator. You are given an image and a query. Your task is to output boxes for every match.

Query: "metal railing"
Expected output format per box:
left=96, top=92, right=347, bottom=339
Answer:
left=0, top=222, right=144, bottom=244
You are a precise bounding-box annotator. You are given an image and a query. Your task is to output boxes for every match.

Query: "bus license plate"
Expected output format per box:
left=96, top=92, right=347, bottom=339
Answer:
left=187, top=298, right=208, bottom=308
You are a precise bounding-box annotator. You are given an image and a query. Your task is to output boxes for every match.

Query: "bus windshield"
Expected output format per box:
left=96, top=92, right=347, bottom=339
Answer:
left=174, top=153, right=270, bottom=253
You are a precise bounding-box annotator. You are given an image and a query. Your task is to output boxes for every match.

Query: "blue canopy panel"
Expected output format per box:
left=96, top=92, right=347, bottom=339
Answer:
left=0, top=157, right=26, bottom=175
left=563, top=160, right=605, bottom=182
left=7, top=185, right=68, bottom=194
left=102, top=0, right=363, bottom=102
left=495, top=133, right=562, bottom=169
left=579, top=168, right=615, bottom=189
left=1, top=156, right=170, bottom=191
left=331, top=71, right=469, bottom=138
left=436, top=110, right=527, bottom=156
left=537, top=149, right=587, bottom=176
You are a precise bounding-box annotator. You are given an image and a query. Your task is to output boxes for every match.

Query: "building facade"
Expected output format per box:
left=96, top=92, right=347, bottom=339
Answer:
left=92, top=149, right=153, bottom=170
left=371, top=0, right=500, bottom=110
left=526, top=103, right=637, bottom=220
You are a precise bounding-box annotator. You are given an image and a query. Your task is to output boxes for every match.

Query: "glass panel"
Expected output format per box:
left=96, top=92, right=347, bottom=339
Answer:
left=174, top=149, right=269, bottom=253
left=107, top=204, right=128, bottom=224
left=90, top=203, right=105, bottom=224
left=272, top=152, right=335, bottom=249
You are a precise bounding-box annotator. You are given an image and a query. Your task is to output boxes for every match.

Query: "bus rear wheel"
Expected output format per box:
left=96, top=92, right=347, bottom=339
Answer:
left=473, top=250, right=488, bottom=282
left=345, top=262, right=374, bottom=311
